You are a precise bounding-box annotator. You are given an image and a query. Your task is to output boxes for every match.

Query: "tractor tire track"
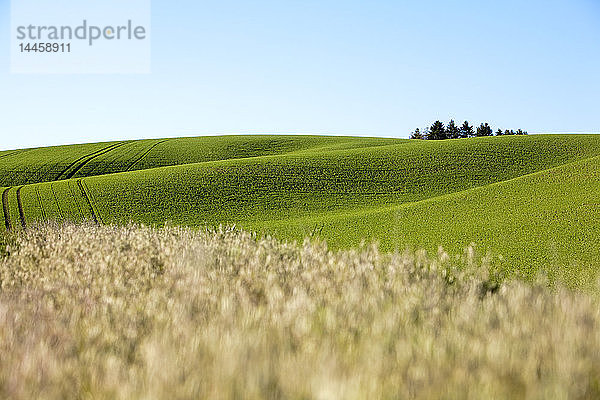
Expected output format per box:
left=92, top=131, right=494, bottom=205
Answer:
left=82, top=180, right=104, bottom=224
left=0, top=148, right=35, bottom=161
left=16, top=186, right=26, bottom=229
left=67, top=181, right=84, bottom=219
left=127, top=139, right=169, bottom=171
left=77, top=179, right=98, bottom=224
left=36, top=187, right=47, bottom=221
left=2, top=188, right=11, bottom=231
left=65, top=142, right=129, bottom=180
left=0, top=150, right=21, bottom=160
left=56, top=142, right=126, bottom=181
left=50, top=183, right=64, bottom=219
left=56, top=143, right=121, bottom=180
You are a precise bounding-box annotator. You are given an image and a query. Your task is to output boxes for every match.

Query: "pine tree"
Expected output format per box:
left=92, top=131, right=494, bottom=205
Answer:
left=446, top=120, right=459, bottom=139
left=429, top=121, right=447, bottom=140
left=423, top=127, right=431, bottom=140
left=459, top=121, right=474, bottom=138
left=410, top=128, right=424, bottom=140
left=476, top=123, right=493, bottom=137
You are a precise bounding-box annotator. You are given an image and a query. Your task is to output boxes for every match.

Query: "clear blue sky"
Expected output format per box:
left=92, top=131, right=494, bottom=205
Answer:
left=1, top=0, right=599, bottom=150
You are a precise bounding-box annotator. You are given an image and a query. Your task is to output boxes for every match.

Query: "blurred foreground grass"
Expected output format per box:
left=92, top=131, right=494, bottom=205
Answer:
left=1, top=223, right=599, bottom=399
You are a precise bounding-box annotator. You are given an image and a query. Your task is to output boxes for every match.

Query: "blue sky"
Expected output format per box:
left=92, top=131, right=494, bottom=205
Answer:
left=0, top=0, right=599, bottom=150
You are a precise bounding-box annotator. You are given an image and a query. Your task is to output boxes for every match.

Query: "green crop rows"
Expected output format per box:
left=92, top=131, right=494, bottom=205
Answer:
left=1, top=134, right=600, bottom=287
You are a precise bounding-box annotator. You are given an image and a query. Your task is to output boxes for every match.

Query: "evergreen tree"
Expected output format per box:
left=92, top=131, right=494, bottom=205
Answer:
left=459, top=121, right=474, bottom=138
left=429, top=121, right=447, bottom=140
left=476, top=123, right=493, bottom=137
left=423, top=127, right=431, bottom=140
left=410, top=128, right=424, bottom=140
left=413, top=120, right=527, bottom=139
left=446, top=120, right=460, bottom=139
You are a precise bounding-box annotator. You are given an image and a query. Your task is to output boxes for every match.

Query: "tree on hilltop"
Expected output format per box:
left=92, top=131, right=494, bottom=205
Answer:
left=446, top=120, right=460, bottom=139
left=412, top=119, right=527, bottom=140
left=459, top=121, right=474, bottom=138
left=410, top=128, right=425, bottom=140
left=476, top=123, right=493, bottom=137
left=429, top=121, right=447, bottom=140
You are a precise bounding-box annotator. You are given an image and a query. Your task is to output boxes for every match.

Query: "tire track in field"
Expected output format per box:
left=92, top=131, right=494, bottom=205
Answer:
left=56, top=143, right=121, bottom=180
left=65, top=142, right=129, bottom=179
left=82, top=180, right=104, bottom=224
left=0, top=150, right=21, bottom=160
left=67, top=181, right=84, bottom=218
left=35, top=187, right=47, bottom=221
left=77, top=179, right=98, bottom=224
left=2, top=188, right=11, bottom=230
left=50, top=183, right=64, bottom=219
left=16, top=186, right=26, bottom=228
left=126, top=139, right=169, bottom=171
left=0, top=148, right=35, bottom=161
left=56, top=142, right=125, bottom=180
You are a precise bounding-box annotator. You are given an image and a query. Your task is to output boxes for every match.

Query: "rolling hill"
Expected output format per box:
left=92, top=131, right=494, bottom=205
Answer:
left=1, top=134, right=599, bottom=287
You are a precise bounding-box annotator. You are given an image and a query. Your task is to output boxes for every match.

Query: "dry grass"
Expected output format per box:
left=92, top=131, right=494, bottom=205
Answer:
left=0, top=223, right=599, bottom=399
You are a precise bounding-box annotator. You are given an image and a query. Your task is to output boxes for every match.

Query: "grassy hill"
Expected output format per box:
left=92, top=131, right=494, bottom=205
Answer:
left=256, top=154, right=600, bottom=285
left=2, top=134, right=600, bottom=286
left=0, top=135, right=398, bottom=187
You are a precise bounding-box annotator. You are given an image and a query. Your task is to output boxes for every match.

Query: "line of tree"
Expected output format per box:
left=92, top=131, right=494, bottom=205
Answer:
left=410, top=120, right=528, bottom=140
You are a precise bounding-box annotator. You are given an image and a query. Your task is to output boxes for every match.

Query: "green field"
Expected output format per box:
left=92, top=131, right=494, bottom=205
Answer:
left=1, top=134, right=599, bottom=286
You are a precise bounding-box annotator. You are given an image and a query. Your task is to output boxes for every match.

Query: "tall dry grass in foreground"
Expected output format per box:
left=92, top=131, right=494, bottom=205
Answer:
left=0, top=224, right=599, bottom=399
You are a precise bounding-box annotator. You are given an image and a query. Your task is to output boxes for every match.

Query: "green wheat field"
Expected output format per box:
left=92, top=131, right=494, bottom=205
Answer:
left=2, top=134, right=600, bottom=285
left=2, top=134, right=600, bottom=398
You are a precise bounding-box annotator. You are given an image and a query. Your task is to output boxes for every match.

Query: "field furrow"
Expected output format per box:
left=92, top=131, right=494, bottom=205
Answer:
left=6, top=188, right=20, bottom=231
left=48, top=179, right=90, bottom=223
left=82, top=180, right=104, bottom=224
left=127, top=139, right=169, bottom=171
left=0, top=148, right=36, bottom=162
left=1, top=188, right=10, bottom=231
left=54, top=143, right=120, bottom=180
left=35, top=187, right=47, bottom=221
left=51, top=183, right=64, bottom=219
left=16, top=186, right=26, bottom=228
left=0, top=150, right=22, bottom=160
left=77, top=179, right=98, bottom=224
left=67, top=181, right=84, bottom=218
left=64, top=142, right=129, bottom=180
left=0, top=143, right=117, bottom=186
